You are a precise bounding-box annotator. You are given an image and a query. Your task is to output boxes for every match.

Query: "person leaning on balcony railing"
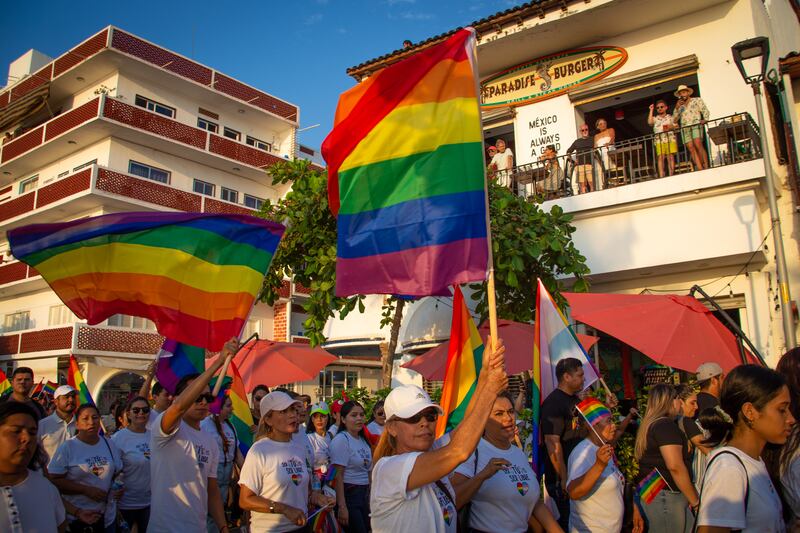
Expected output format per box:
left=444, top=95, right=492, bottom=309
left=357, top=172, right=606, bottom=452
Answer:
left=672, top=85, right=710, bottom=171
left=648, top=100, right=678, bottom=178
left=490, top=139, right=514, bottom=175
left=537, top=145, right=566, bottom=199
left=566, top=124, right=596, bottom=194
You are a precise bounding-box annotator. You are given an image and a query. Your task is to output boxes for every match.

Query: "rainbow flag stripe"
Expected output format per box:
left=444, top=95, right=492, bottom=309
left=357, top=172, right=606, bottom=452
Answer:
left=228, top=362, right=254, bottom=456
left=156, top=339, right=206, bottom=395
left=0, top=369, right=11, bottom=398
left=8, top=212, right=284, bottom=351
left=68, top=355, right=95, bottom=406
left=576, top=398, right=612, bottom=426
left=322, top=28, right=488, bottom=297
left=637, top=468, right=668, bottom=504
left=43, top=381, right=58, bottom=396
left=436, top=286, right=484, bottom=437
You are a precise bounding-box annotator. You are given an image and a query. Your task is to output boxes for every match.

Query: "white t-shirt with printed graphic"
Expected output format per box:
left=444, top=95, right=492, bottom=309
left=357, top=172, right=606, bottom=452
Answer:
left=566, top=438, right=625, bottom=533
left=48, top=435, right=123, bottom=527
left=306, top=431, right=331, bottom=472
left=148, top=413, right=219, bottom=533
left=329, top=431, right=372, bottom=485
left=110, top=428, right=151, bottom=510
left=201, top=416, right=237, bottom=466
left=455, top=438, right=539, bottom=533
left=0, top=469, right=65, bottom=533
left=371, top=452, right=457, bottom=533
left=239, top=436, right=311, bottom=533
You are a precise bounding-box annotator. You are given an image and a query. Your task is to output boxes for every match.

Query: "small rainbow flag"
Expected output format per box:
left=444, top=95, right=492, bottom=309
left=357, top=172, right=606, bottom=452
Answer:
left=0, top=369, right=12, bottom=398
left=8, top=212, right=284, bottom=351
left=576, top=398, right=612, bottom=426
left=637, top=468, right=669, bottom=504
left=322, top=28, right=488, bottom=297
left=227, top=362, right=254, bottom=456
left=43, top=381, right=58, bottom=396
left=436, top=285, right=484, bottom=438
left=67, top=355, right=95, bottom=406
left=156, top=339, right=205, bottom=395
left=30, top=378, right=44, bottom=398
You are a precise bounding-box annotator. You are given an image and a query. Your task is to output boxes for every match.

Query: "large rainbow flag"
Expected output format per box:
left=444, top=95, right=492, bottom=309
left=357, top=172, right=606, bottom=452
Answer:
left=227, top=361, right=254, bottom=456
left=67, top=355, right=95, bottom=406
left=322, top=28, right=488, bottom=297
left=436, top=286, right=484, bottom=437
left=156, top=339, right=206, bottom=395
left=7, top=212, right=284, bottom=351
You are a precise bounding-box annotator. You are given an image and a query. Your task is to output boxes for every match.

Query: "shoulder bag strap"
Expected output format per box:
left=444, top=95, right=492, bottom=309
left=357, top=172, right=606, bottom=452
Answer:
left=692, top=450, right=750, bottom=533
left=434, top=479, right=456, bottom=508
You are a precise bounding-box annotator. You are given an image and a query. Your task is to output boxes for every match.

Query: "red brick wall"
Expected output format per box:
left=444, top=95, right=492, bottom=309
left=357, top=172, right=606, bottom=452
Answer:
left=19, top=327, right=73, bottom=353
left=273, top=302, right=288, bottom=342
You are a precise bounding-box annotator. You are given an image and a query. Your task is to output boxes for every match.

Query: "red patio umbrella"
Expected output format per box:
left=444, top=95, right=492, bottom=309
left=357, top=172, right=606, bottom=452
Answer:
left=402, top=319, right=599, bottom=380
left=208, top=339, right=338, bottom=389
left=563, top=292, right=759, bottom=373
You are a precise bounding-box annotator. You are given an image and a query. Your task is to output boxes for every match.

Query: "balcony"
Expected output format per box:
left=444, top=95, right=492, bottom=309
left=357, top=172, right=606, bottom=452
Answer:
left=0, top=95, right=287, bottom=183
left=0, top=323, right=164, bottom=357
left=496, top=113, right=764, bottom=209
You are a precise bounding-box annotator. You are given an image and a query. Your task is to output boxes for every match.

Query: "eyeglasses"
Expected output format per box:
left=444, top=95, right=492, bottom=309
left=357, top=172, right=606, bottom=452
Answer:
left=396, top=409, right=438, bottom=424
left=131, top=406, right=151, bottom=414
left=656, top=106, right=667, bottom=110
left=580, top=128, right=589, bottom=132
left=375, top=411, right=385, bottom=417
left=195, top=393, right=215, bottom=404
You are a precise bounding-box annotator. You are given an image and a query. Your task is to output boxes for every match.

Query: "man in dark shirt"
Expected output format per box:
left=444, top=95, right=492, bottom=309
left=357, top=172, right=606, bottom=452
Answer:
left=541, top=357, right=586, bottom=530
left=695, top=362, right=724, bottom=414
left=1, top=367, right=45, bottom=420
left=566, top=124, right=597, bottom=194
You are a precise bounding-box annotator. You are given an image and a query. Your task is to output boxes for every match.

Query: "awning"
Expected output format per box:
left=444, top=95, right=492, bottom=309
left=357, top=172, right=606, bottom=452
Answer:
left=0, top=83, right=50, bottom=132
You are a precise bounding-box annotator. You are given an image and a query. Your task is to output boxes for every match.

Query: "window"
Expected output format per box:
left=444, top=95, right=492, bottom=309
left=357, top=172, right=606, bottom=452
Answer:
left=242, top=319, right=260, bottom=339
left=19, top=176, right=38, bottom=194
left=129, top=161, right=170, bottom=184
left=244, top=194, right=265, bottom=210
left=223, top=127, right=241, bottom=141
left=221, top=187, right=238, bottom=203
left=73, top=159, right=97, bottom=172
left=107, top=315, right=156, bottom=330
left=3, top=311, right=30, bottom=332
left=197, top=118, right=218, bottom=133
left=48, top=305, right=75, bottom=326
left=246, top=136, right=271, bottom=151
left=134, top=95, right=176, bottom=118
left=193, top=179, right=215, bottom=196
left=319, top=368, right=359, bottom=397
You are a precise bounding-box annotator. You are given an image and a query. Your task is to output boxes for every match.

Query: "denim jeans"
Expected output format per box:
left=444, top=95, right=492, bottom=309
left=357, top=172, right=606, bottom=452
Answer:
left=207, top=460, right=234, bottom=532
left=640, top=490, right=692, bottom=533
left=342, top=483, right=370, bottom=533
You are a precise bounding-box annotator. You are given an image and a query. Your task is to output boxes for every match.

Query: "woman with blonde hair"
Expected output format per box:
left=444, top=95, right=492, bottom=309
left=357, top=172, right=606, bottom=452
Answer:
left=633, top=383, right=698, bottom=533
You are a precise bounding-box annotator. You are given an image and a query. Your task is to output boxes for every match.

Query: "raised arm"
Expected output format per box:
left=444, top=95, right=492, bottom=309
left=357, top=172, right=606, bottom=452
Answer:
left=138, top=360, right=157, bottom=399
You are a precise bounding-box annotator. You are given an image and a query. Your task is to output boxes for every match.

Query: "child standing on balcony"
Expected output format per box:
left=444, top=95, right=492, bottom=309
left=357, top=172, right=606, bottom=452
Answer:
left=649, top=100, right=678, bottom=178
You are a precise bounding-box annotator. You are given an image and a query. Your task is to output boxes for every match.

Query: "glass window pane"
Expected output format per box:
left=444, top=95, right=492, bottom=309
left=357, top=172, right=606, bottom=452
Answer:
left=129, top=162, right=149, bottom=178
left=150, top=169, right=169, bottom=183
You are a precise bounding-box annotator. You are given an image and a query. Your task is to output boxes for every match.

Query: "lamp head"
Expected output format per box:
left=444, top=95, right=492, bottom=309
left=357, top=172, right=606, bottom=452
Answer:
left=731, top=36, right=770, bottom=85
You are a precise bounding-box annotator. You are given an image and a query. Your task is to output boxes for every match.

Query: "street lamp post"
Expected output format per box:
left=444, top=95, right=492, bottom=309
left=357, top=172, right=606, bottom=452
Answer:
left=732, top=37, right=797, bottom=351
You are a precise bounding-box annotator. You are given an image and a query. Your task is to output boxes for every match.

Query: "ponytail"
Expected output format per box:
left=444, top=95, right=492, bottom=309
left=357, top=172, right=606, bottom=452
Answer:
left=212, top=414, right=230, bottom=464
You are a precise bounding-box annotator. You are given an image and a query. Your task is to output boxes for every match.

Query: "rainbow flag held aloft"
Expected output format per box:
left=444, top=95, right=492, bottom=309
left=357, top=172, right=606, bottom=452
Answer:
left=576, top=398, right=612, bottom=426
left=30, top=378, right=44, bottom=399
left=67, top=355, right=95, bottom=406
left=7, top=212, right=284, bottom=351
left=322, top=28, right=488, bottom=297
left=637, top=468, right=670, bottom=504
left=435, top=285, right=484, bottom=438
left=227, top=361, right=254, bottom=456
left=0, top=369, right=11, bottom=398
left=43, top=381, right=58, bottom=396
left=156, top=339, right=206, bottom=395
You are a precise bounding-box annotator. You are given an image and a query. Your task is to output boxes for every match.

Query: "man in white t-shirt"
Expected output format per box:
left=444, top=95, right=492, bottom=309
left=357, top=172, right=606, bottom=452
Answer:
left=37, top=385, right=77, bottom=465
left=490, top=139, right=514, bottom=172
left=147, top=338, right=238, bottom=533
left=139, top=361, right=174, bottom=430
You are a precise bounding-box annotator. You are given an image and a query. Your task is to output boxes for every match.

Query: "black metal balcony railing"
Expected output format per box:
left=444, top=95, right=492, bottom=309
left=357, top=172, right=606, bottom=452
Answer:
left=495, top=113, right=762, bottom=200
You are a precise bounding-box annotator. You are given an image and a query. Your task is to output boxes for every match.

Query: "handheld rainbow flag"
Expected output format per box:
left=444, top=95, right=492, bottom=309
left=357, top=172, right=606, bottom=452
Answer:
left=67, top=355, right=95, bottom=406
left=43, top=380, right=58, bottom=396
left=7, top=212, right=284, bottom=351
left=156, top=339, right=206, bottom=395
left=30, top=378, right=44, bottom=398
left=322, top=28, right=488, bottom=297
left=0, top=369, right=11, bottom=398
left=637, top=468, right=671, bottom=504
left=576, top=398, right=612, bottom=426
left=227, top=361, right=254, bottom=456
left=435, top=285, right=484, bottom=438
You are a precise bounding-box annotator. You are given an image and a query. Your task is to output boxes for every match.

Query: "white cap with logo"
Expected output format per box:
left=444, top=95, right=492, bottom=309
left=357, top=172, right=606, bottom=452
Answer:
left=384, top=385, right=443, bottom=420
left=696, top=362, right=724, bottom=382
left=54, top=385, right=77, bottom=399
left=259, top=391, right=300, bottom=419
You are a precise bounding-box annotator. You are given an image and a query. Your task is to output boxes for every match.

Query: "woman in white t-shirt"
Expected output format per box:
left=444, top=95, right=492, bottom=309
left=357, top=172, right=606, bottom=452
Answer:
left=305, top=401, right=333, bottom=479
left=695, top=365, right=794, bottom=533
left=202, top=395, right=244, bottom=532
left=50, top=403, right=123, bottom=533
left=452, top=392, right=560, bottom=533
left=110, top=395, right=152, bottom=532
left=776, top=348, right=800, bottom=529
left=366, top=400, right=386, bottom=438
left=330, top=401, right=373, bottom=532
left=370, top=340, right=508, bottom=533
left=239, top=391, right=334, bottom=532
left=566, top=400, right=627, bottom=533
left=0, top=401, right=66, bottom=532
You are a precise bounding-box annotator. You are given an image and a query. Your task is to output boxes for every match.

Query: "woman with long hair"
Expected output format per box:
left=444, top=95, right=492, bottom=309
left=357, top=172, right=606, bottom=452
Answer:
left=695, top=365, right=794, bottom=532
left=110, top=395, right=152, bottom=531
left=674, top=384, right=711, bottom=483
left=370, top=340, right=507, bottom=533
left=451, top=391, right=561, bottom=532
left=633, top=383, right=698, bottom=533
left=202, top=395, right=244, bottom=532
left=330, top=401, right=373, bottom=532
left=49, top=403, right=123, bottom=533
left=778, top=348, right=800, bottom=528
left=0, top=401, right=66, bottom=531
left=306, top=402, right=333, bottom=479
left=238, top=391, right=334, bottom=532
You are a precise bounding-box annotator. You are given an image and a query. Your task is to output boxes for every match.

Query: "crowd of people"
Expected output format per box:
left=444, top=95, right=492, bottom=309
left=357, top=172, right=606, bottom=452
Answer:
left=2, top=337, right=800, bottom=532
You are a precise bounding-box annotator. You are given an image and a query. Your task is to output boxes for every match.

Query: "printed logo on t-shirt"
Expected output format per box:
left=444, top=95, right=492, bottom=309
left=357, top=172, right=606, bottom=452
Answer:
left=290, top=473, right=301, bottom=486
left=86, top=455, right=109, bottom=477
left=136, top=441, right=151, bottom=460
left=504, top=465, right=532, bottom=496
left=281, top=457, right=305, bottom=486
left=516, top=481, right=529, bottom=495
left=356, top=446, right=371, bottom=469
left=433, top=485, right=455, bottom=527
left=195, top=443, right=211, bottom=472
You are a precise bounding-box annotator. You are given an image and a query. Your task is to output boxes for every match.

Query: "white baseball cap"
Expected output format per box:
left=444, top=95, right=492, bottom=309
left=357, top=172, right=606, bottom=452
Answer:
left=696, top=362, right=724, bottom=382
left=259, top=391, right=300, bottom=418
left=384, top=385, right=443, bottom=420
left=54, top=385, right=77, bottom=399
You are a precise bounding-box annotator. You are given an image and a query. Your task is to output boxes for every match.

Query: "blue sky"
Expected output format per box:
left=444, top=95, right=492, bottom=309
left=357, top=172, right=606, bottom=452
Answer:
left=0, top=0, right=513, bottom=149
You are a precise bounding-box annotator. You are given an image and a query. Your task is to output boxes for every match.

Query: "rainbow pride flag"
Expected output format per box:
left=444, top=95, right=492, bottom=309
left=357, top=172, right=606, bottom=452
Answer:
left=227, top=362, right=254, bottom=456
left=322, top=28, right=488, bottom=297
left=576, top=398, right=612, bottom=426
left=30, top=378, right=44, bottom=399
left=637, top=468, right=669, bottom=504
left=8, top=212, right=284, bottom=351
left=0, top=369, right=11, bottom=398
left=436, top=285, right=484, bottom=437
left=43, top=381, right=58, bottom=396
left=156, top=339, right=205, bottom=395
left=67, top=355, right=95, bottom=406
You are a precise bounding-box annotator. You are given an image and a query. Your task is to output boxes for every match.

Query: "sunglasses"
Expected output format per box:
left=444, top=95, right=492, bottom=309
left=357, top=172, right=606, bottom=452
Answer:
left=131, top=406, right=151, bottom=414
left=195, top=393, right=215, bottom=404
left=397, top=409, right=438, bottom=424
left=375, top=411, right=385, bottom=417
left=656, top=106, right=666, bottom=109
